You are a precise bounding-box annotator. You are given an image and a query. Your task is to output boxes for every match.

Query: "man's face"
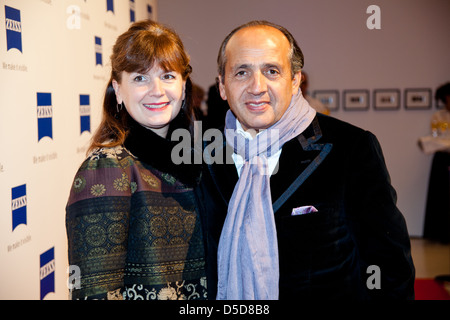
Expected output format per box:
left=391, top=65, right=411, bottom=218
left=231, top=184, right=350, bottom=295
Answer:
left=219, top=26, right=301, bottom=132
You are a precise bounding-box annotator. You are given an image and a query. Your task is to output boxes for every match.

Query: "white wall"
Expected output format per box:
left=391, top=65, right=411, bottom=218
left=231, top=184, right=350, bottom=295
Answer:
left=158, top=0, right=450, bottom=237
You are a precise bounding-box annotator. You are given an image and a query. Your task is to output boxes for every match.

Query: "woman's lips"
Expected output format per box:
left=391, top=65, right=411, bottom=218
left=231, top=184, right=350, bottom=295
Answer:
left=143, top=102, right=170, bottom=111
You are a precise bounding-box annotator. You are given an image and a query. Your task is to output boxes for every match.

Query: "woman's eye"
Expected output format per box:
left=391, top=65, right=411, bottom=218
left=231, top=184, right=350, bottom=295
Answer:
left=134, top=75, right=146, bottom=82
left=162, top=73, right=176, bottom=80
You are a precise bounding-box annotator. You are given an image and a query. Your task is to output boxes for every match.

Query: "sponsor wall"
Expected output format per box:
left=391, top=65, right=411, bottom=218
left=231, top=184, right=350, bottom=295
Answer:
left=0, top=0, right=158, bottom=300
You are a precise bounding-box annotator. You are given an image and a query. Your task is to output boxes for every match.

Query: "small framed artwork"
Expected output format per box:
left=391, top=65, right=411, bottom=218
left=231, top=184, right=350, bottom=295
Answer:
left=312, top=90, right=339, bottom=111
left=405, top=88, right=432, bottom=110
left=373, top=89, right=400, bottom=110
left=343, top=90, right=369, bottom=110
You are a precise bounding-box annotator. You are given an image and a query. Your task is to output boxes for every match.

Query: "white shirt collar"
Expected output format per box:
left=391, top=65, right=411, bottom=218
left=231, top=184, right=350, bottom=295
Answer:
left=232, top=119, right=282, bottom=177
left=235, top=119, right=256, bottom=140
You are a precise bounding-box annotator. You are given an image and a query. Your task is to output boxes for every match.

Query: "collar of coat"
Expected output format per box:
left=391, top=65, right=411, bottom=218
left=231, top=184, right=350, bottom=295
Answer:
left=123, top=111, right=202, bottom=187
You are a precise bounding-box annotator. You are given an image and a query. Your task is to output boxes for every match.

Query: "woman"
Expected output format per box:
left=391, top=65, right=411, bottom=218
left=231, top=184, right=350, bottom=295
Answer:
left=66, top=20, right=207, bottom=300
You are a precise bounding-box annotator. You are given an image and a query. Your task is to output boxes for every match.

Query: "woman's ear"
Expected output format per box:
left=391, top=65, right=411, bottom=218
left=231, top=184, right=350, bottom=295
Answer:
left=112, top=79, right=122, bottom=104
left=182, top=80, right=186, bottom=100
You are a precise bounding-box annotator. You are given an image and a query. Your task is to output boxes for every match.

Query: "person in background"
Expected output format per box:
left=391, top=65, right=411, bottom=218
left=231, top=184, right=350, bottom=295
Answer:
left=192, top=82, right=207, bottom=122
left=204, top=80, right=230, bottom=129
left=300, top=71, right=330, bottom=115
left=197, top=20, right=415, bottom=300
left=423, top=82, right=450, bottom=245
left=66, top=20, right=207, bottom=300
left=430, top=82, right=450, bottom=137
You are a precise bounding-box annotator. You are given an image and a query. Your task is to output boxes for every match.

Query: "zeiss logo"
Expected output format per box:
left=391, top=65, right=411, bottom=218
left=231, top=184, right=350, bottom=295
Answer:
left=5, top=5, right=22, bottom=52
left=80, top=94, right=91, bottom=134
left=11, top=184, right=27, bottom=231
left=130, top=0, right=136, bottom=22
left=40, top=247, right=55, bottom=300
left=95, top=36, right=102, bottom=66
left=37, top=92, right=53, bottom=141
left=107, top=0, right=114, bottom=13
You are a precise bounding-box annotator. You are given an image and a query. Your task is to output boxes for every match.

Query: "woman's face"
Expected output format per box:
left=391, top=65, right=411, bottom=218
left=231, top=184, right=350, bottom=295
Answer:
left=112, top=63, right=186, bottom=138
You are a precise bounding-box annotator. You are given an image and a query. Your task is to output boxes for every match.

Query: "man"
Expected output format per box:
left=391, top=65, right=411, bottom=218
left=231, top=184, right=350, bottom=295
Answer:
left=197, top=20, right=415, bottom=300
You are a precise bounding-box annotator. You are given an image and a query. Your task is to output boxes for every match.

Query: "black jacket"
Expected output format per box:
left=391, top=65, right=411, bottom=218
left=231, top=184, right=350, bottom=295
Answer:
left=195, top=113, right=415, bottom=300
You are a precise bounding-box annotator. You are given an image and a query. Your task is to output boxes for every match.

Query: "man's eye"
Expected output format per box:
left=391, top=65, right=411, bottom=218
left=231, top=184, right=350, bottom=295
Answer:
left=235, top=70, right=247, bottom=77
left=266, top=69, right=279, bottom=76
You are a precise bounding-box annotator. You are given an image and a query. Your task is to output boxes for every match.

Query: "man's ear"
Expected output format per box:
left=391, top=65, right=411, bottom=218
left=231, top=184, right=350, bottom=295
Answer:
left=112, top=79, right=122, bottom=104
left=218, top=76, right=228, bottom=101
left=292, top=71, right=301, bottom=93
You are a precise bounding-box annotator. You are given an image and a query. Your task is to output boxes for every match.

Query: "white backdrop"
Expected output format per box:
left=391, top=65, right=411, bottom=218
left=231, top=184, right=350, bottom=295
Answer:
left=0, top=0, right=158, bottom=300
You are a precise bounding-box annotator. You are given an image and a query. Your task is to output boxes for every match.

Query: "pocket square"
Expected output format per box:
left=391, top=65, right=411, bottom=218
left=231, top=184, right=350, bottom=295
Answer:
left=292, top=205, right=318, bottom=216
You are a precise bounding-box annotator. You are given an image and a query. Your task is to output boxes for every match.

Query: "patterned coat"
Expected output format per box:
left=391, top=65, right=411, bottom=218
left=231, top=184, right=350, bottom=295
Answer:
left=66, top=115, right=207, bottom=300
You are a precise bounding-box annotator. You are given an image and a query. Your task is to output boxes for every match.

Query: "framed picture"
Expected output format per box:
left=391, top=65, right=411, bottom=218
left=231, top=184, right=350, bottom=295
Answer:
left=405, top=88, right=432, bottom=110
left=343, top=90, right=369, bottom=110
left=373, top=89, right=400, bottom=110
left=312, top=90, right=339, bottom=111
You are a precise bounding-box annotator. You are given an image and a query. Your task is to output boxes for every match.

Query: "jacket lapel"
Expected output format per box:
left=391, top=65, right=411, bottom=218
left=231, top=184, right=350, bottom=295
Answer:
left=204, top=116, right=333, bottom=210
left=271, top=116, right=333, bottom=213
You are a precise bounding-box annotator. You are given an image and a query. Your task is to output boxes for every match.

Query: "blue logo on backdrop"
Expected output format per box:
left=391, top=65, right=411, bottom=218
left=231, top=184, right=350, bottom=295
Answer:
left=95, top=36, right=102, bottom=66
left=130, top=0, right=136, bottom=22
left=5, top=5, right=22, bottom=53
left=11, top=184, right=27, bottom=231
left=107, top=0, right=114, bottom=13
left=40, top=247, right=55, bottom=300
left=80, top=94, right=91, bottom=134
left=37, top=93, right=53, bottom=141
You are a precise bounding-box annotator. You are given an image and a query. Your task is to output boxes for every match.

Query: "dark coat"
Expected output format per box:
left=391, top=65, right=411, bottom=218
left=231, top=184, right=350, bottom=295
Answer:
left=195, top=113, right=415, bottom=300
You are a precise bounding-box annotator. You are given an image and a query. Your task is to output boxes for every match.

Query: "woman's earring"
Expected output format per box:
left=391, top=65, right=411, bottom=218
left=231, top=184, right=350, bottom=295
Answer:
left=116, top=102, right=124, bottom=113
left=115, top=102, right=124, bottom=119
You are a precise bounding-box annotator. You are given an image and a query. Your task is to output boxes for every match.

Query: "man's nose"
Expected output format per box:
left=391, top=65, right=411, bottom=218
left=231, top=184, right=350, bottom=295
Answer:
left=248, top=71, right=267, bottom=95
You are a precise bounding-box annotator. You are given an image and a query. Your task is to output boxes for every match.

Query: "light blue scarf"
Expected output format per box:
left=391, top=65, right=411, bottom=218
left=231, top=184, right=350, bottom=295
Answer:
left=217, top=90, right=316, bottom=300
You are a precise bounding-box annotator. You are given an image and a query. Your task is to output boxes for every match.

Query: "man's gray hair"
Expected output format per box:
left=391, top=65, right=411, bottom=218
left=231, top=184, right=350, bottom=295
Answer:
left=217, top=20, right=304, bottom=83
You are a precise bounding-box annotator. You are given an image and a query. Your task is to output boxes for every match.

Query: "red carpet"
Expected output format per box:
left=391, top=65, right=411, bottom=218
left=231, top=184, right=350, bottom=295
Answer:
left=415, top=279, right=450, bottom=300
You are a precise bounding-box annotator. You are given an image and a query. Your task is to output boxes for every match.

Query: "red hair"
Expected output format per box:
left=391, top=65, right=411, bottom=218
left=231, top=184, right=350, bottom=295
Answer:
left=88, top=20, right=193, bottom=153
